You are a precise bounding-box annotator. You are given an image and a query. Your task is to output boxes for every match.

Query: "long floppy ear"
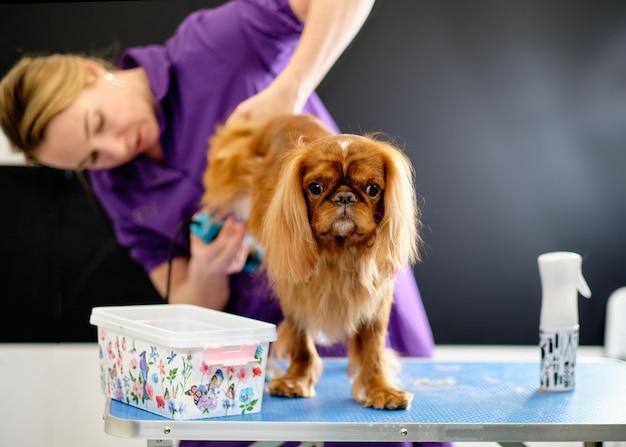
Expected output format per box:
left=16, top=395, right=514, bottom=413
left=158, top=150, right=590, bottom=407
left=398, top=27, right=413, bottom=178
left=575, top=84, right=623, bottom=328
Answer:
left=260, top=151, right=318, bottom=283
left=376, top=141, right=422, bottom=273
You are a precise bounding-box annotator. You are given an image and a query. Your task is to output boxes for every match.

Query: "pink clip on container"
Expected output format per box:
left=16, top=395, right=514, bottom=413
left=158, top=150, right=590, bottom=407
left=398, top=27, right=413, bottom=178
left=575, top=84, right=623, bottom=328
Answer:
left=90, top=304, right=277, bottom=420
left=537, top=252, right=591, bottom=392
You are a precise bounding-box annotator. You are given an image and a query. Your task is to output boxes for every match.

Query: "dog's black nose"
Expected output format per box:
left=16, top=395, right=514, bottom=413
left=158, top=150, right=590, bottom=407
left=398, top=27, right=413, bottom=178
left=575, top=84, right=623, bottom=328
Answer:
left=332, top=191, right=357, bottom=205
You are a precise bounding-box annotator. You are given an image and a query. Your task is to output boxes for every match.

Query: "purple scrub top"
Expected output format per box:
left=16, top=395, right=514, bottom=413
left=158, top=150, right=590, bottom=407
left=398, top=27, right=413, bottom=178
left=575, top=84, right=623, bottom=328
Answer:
left=90, top=0, right=434, bottom=362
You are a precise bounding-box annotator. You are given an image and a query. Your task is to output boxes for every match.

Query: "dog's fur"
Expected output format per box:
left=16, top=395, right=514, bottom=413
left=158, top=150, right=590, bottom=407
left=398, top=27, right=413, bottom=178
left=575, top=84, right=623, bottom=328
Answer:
left=201, top=114, right=421, bottom=410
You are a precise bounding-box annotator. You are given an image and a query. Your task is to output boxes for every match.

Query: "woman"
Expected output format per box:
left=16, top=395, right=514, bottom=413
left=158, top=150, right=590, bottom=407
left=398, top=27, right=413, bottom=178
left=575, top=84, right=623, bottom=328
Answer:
left=0, top=1, right=442, bottom=446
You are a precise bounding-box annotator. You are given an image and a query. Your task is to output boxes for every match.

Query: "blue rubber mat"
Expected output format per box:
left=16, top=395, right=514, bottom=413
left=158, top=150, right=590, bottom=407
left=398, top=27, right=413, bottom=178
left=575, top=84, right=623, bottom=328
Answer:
left=108, top=359, right=626, bottom=425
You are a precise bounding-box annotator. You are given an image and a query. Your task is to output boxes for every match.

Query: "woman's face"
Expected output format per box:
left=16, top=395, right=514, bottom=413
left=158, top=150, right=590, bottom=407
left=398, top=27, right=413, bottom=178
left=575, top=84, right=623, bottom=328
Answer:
left=36, top=64, right=160, bottom=170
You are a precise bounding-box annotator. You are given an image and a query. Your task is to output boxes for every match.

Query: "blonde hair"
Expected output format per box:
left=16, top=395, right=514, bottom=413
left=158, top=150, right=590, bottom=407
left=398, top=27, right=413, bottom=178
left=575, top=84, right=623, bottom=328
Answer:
left=0, top=54, right=101, bottom=162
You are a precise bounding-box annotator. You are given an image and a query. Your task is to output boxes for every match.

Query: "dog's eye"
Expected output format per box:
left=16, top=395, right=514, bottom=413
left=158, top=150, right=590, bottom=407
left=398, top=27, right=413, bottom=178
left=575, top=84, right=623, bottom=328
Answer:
left=366, top=184, right=380, bottom=198
left=308, top=182, right=324, bottom=197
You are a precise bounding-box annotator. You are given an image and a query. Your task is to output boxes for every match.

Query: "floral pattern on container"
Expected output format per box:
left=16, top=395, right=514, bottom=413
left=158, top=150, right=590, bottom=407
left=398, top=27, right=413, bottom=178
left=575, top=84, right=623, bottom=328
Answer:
left=97, top=328, right=269, bottom=420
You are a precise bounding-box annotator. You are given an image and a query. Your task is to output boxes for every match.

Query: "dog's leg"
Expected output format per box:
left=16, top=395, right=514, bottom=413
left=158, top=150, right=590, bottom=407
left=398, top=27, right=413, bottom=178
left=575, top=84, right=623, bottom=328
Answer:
left=267, top=318, right=322, bottom=398
left=347, top=302, right=413, bottom=410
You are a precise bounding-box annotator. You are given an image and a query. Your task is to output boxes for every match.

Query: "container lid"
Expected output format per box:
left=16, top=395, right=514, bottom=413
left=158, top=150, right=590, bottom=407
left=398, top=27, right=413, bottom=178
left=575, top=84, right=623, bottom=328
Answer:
left=90, top=304, right=277, bottom=348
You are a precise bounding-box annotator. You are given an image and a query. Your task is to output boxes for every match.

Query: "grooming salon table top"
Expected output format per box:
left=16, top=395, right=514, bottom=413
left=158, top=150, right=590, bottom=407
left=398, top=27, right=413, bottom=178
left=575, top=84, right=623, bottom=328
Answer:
left=103, top=358, right=626, bottom=444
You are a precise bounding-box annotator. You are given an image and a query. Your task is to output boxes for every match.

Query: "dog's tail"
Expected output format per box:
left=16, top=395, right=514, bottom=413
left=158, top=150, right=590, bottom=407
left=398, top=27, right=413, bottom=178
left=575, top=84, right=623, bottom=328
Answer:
left=201, top=114, right=334, bottom=220
left=201, top=120, right=260, bottom=219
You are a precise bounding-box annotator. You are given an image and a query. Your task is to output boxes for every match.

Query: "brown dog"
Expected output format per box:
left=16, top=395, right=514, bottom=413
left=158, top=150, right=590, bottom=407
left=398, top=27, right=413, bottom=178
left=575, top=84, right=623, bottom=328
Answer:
left=201, top=114, right=421, bottom=410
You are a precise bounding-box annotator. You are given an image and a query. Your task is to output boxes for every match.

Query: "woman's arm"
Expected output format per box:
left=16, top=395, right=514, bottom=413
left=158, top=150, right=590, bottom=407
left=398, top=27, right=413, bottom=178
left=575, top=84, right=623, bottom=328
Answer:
left=284, top=0, right=375, bottom=110
left=227, top=0, right=375, bottom=122
left=149, top=218, right=249, bottom=308
left=157, top=0, right=375, bottom=305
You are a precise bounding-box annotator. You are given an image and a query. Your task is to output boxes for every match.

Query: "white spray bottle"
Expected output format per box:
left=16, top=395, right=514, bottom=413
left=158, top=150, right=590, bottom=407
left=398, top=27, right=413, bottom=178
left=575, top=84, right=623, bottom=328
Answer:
left=538, top=251, right=591, bottom=391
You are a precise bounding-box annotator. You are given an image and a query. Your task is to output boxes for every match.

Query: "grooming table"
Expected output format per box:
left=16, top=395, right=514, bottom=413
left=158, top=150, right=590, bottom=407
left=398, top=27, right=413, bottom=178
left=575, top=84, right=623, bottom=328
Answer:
left=103, top=358, right=626, bottom=445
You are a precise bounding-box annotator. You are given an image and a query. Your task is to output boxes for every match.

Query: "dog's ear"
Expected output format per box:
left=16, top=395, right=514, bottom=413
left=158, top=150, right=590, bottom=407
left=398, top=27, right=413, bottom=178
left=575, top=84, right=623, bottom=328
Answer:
left=261, top=151, right=318, bottom=283
left=376, top=141, right=422, bottom=273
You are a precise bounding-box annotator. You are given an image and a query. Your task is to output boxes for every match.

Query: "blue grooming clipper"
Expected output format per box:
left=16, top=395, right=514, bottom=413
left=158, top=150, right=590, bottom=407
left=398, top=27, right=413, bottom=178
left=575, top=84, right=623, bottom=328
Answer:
left=190, top=212, right=263, bottom=272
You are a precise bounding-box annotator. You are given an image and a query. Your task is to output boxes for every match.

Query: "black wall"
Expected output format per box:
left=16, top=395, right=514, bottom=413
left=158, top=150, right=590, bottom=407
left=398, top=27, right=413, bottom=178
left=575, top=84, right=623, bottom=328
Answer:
left=2, top=1, right=626, bottom=345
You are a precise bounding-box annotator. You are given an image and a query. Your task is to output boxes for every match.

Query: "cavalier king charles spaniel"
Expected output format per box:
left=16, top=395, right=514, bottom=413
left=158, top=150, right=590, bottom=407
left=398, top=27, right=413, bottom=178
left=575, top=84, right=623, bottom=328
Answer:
left=201, top=114, right=421, bottom=410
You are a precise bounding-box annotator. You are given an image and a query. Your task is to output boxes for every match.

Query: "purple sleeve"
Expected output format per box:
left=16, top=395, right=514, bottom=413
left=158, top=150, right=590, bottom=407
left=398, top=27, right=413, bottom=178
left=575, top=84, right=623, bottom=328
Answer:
left=237, top=0, right=304, bottom=75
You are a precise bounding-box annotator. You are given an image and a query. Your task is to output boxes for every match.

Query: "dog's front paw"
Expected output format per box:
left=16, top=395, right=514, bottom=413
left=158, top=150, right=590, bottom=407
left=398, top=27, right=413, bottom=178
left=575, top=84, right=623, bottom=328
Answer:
left=363, top=387, right=413, bottom=410
left=267, top=376, right=316, bottom=398
left=352, top=375, right=413, bottom=410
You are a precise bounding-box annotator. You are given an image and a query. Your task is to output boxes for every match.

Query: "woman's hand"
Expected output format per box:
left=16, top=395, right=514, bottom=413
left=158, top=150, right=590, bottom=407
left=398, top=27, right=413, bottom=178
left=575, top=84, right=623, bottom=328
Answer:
left=150, top=217, right=249, bottom=309
left=189, top=217, right=249, bottom=275
left=226, top=81, right=300, bottom=124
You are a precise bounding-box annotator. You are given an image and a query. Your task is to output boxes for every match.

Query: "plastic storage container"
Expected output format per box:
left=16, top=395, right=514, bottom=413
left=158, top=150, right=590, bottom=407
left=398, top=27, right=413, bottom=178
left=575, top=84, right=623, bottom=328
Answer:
left=90, top=304, right=277, bottom=420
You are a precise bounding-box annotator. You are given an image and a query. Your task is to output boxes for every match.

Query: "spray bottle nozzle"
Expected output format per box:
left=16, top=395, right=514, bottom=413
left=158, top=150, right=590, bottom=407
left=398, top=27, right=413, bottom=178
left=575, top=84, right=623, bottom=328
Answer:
left=538, top=251, right=591, bottom=328
left=578, top=275, right=592, bottom=299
